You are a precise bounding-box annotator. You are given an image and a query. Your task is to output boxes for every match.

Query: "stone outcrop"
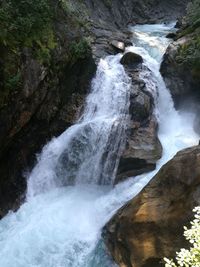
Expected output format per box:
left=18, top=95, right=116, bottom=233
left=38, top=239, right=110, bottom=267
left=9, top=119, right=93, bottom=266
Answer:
left=116, top=53, right=162, bottom=183
left=104, top=145, right=200, bottom=267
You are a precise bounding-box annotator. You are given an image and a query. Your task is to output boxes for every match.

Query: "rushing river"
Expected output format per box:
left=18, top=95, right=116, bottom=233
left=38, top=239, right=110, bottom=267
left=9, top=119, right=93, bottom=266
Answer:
left=0, top=24, right=198, bottom=267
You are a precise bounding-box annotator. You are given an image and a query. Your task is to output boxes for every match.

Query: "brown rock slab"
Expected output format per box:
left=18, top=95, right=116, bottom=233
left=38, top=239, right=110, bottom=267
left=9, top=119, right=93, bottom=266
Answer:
left=104, top=145, right=200, bottom=267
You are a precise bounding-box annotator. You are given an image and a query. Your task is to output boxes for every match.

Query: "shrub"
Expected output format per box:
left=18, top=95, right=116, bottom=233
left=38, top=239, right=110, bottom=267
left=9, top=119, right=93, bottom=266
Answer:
left=164, top=207, right=200, bottom=267
left=0, top=0, right=56, bottom=63
left=186, top=0, right=200, bottom=26
left=69, top=38, right=91, bottom=64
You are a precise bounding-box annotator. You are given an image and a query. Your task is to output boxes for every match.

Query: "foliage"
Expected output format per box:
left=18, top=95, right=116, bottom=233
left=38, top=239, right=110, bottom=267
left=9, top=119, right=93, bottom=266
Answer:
left=164, top=207, right=200, bottom=267
left=69, top=38, right=91, bottom=64
left=0, top=0, right=56, bottom=62
left=176, top=33, right=200, bottom=73
left=0, top=0, right=92, bottom=107
left=186, top=0, right=200, bottom=26
left=175, top=0, right=200, bottom=79
left=5, top=72, right=22, bottom=90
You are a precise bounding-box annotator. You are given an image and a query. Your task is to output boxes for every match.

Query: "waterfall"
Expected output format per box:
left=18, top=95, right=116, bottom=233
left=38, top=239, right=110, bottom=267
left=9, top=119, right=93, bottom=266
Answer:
left=27, top=55, right=131, bottom=198
left=0, top=23, right=198, bottom=267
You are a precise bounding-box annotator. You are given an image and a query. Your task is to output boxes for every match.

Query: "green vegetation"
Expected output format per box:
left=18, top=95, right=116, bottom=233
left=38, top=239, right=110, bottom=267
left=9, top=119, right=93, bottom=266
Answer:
left=186, top=0, right=200, bottom=26
left=0, top=0, right=92, bottom=108
left=164, top=207, right=200, bottom=267
left=0, top=0, right=56, bottom=61
left=176, top=0, right=200, bottom=79
left=0, top=0, right=56, bottom=107
left=176, top=33, right=200, bottom=78
left=69, top=39, right=91, bottom=65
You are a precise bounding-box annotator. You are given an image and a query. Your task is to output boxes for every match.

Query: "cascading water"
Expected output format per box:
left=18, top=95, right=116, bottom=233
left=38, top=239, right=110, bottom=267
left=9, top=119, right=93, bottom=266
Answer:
left=27, top=55, right=131, bottom=198
left=0, top=23, right=199, bottom=267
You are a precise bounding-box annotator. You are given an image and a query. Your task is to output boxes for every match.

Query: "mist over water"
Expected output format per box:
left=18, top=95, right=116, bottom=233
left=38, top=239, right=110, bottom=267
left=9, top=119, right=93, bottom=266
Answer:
left=0, top=23, right=198, bottom=267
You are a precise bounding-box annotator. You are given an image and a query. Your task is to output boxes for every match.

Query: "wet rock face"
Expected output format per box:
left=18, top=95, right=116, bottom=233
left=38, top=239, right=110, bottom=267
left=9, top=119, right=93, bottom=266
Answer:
left=0, top=52, right=96, bottom=218
left=104, top=145, right=200, bottom=267
left=116, top=53, right=162, bottom=183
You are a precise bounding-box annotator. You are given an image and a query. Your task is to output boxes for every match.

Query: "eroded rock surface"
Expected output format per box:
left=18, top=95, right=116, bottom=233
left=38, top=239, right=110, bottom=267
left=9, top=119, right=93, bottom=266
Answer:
left=104, top=145, right=200, bottom=267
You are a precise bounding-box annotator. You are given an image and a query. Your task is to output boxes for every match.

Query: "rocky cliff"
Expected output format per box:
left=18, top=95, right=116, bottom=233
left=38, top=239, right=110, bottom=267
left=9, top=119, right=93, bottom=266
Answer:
left=0, top=0, right=189, bottom=217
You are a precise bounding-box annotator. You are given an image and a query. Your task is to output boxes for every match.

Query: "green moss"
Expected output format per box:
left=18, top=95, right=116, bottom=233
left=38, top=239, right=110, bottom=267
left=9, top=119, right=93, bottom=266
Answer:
left=69, top=38, right=91, bottom=65
left=175, top=0, right=200, bottom=80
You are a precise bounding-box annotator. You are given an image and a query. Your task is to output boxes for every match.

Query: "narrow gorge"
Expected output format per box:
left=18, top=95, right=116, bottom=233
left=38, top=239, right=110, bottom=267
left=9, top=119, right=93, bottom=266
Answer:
left=0, top=1, right=199, bottom=267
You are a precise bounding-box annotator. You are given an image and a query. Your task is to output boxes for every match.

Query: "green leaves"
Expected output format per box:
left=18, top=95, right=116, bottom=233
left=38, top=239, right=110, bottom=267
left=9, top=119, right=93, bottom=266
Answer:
left=164, top=207, right=200, bottom=267
left=69, top=39, right=91, bottom=65
left=0, top=0, right=55, bottom=54
left=186, top=0, right=200, bottom=26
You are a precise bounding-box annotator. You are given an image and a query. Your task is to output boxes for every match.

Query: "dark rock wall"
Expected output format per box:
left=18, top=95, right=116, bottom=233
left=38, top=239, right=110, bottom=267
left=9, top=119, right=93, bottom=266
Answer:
left=85, top=0, right=190, bottom=27
left=0, top=52, right=96, bottom=218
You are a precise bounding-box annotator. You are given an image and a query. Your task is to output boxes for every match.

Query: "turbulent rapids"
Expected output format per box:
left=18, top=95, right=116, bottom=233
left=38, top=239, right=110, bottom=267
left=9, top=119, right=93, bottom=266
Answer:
left=0, top=24, right=198, bottom=267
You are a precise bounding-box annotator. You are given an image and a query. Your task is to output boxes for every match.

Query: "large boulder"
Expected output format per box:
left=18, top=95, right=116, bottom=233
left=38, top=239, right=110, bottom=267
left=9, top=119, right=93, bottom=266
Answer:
left=120, top=52, right=143, bottom=68
left=104, top=145, right=200, bottom=267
